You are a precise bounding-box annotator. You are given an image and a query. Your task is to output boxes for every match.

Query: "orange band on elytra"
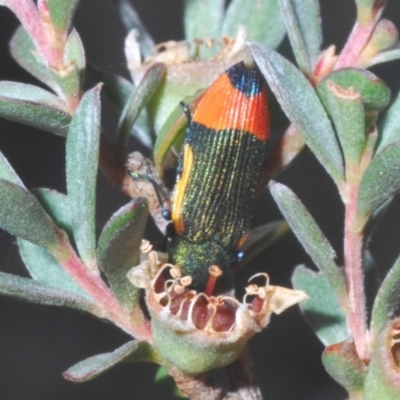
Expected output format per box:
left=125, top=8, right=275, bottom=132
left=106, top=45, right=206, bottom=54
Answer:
left=192, top=73, right=269, bottom=142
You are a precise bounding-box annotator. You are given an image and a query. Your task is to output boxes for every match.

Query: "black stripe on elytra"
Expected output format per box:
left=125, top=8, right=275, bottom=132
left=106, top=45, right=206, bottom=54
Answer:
left=226, top=61, right=263, bottom=98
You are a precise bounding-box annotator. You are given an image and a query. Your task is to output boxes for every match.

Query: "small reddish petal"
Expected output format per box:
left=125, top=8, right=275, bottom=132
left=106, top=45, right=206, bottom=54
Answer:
left=212, top=302, right=237, bottom=332
left=248, top=296, right=265, bottom=313
left=191, top=296, right=213, bottom=330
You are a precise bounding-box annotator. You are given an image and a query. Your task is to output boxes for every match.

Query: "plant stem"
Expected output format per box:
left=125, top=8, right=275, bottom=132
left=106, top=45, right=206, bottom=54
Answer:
left=343, top=182, right=369, bottom=361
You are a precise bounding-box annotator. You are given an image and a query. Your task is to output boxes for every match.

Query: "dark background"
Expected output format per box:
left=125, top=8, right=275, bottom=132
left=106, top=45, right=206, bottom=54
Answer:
left=1, top=1, right=400, bottom=399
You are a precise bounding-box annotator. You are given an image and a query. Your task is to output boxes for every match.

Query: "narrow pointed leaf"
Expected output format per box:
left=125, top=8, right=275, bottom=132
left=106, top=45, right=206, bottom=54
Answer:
left=239, top=221, right=289, bottom=268
left=63, top=340, right=141, bottom=382
left=117, top=63, right=165, bottom=146
left=317, top=68, right=390, bottom=112
left=0, top=81, right=71, bottom=136
left=292, top=265, right=348, bottom=346
left=0, top=271, right=93, bottom=311
left=251, top=43, right=344, bottom=183
left=222, top=0, right=286, bottom=49
left=323, top=81, right=366, bottom=165
left=279, top=0, right=322, bottom=73
left=97, top=199, right=148, bottom=309
left=115, top=0, right=155, bottom=57
left=357, top=139, right=400, bottom=218
left=66, top=87, right=101, bottom=266
left=46, top=0, right=79, bottom=32
left=377, top=90, right=400, bottom=153
left=269, top=181, right=347, bottom=301
left=370, top=253, right=400, bottom=339
left=184, top=0, right=224, bottom=58
left=0, top=150, right=24, bottom=187
left=10, top=27, right=59, bottom=94
left=18, top=239, right=88, bottom=297
left=155, top=366, right=186, bottom=398
left=0, top=179, right=59, bottom=250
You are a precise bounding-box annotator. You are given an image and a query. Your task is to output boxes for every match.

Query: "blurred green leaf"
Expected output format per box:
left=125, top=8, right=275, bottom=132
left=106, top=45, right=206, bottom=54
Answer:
left=184, top=0, right=224, bottom=58
left=0, top=179, right=59, bottom=251
left=370, top=252, right=400, bottom=340
left=10, top=27, right=59, bottom=94
left=377, top=89, right=400, bottom=153
left=0, top=81, right=71, bottom=136
left=318, top=68, right=390, bottom=112
left=357, top=139, right=400, bottom=218
left=114, top=0, right=155, bottom=57
left=66, top=86, right=101, bottom=266
left=367, top=48, right=400, bottom=68
left=63, top=340, right=142, bottom=382
left=97, top=199, right=148, bottom=309
left=0, top=150, right=24, bottom=187
left=117, top=63, right=165, bottom=147
left=355, top=0, right=387, bottom=25
left=87, top=65, right=134, bottom=115
left=323, top=81, right=366, bottom=165
left=251, top=43, right=344, bottom=183
left=46, top=0, right=79, bottom=32
left=269, top=181, right=347, bottom=301
left=18, top=239, right=89, bottom=298
left=365, top=320, right=400, bottom=400
left=279, top=0, right=322, bottom=74
left=239, top=221, right=289, bottom=268
left=292, top=265, right=348, bottom=346
left=155, top=366, right=187, bottom=398
left=322, top=339, right=366, bottom=393
left=0, top=271, right=93, bottom=311
left=222, top=0, right=286, bottom=48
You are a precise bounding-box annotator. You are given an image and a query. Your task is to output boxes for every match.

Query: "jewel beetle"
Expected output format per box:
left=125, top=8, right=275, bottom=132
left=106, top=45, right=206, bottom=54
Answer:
left=167, top=60, right=270, bottom=293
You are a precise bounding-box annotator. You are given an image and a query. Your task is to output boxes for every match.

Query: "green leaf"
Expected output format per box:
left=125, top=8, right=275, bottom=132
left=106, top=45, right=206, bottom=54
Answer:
left=18, top=239, right=88, bottom=298
left=279, top=0, right=322, bottom=74
left=66, top=86, right=101, bottom=266
left=355, top=0, right=387, bottom=25
left=323, top=81, right=366, bottom=165
left=370, top=252, right=400, bottom=340
left=51, top=29, right=85, bottom=99
left=0, top=179, right=59, bottom=251
left=0, top=271, right=92, bottom=311
left=47, top=0, right=79, bottom=32
left=32, top=189, right=73, bottom=237
left=239, top=221, right=289, bottom=268
left=184, top=0, right=224, bottom=58
left=117, top=63, right=165, bottom=147
left=292, top=265, right=348, bottom=346
left=10, top=27, right=59, bottom=94
left=155, top=366, right=187, bottom=398
left=0, top=150, right=24, bottom=187
left=357, top=139, right=400, bottom=218
left=251, top=43, right=344, bottom=183
left=377, top=90, right=400, bottom=153
left=318, top=68, right=390, bottom=112
left=0, top=81, right=71, bottom=136
left=97, top=199, right=148, bottom=309
left=367, top=48, right=400, bottom=68
left=63, top=340, right=146, bottom=382
left=322, top=339, right=366, bottom=393
left=364, top=320, right=400, bottom=400
left=115, top=0, right=155, bottom=57
left=222, top=0, right=286, bottom=49
left=269, top=181, right=347, bottom=301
